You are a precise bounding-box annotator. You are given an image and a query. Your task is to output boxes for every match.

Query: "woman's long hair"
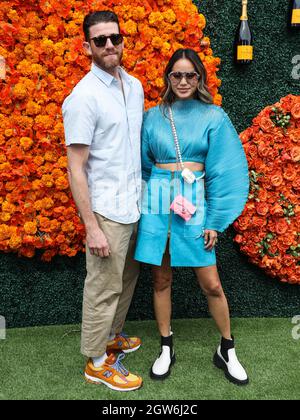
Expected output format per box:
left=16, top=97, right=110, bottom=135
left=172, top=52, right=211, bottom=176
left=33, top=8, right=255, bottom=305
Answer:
left=160, top=49, right=214, bottom=108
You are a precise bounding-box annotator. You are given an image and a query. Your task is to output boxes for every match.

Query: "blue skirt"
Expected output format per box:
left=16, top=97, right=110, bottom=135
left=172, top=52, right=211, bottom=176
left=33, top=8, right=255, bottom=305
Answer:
left=134, top=166, right=216, bottom=267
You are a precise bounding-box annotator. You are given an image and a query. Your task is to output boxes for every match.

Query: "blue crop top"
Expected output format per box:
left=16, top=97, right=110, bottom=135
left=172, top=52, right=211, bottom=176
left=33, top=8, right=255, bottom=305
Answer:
left=141, top=99, right=250, bottom=232
left=142, top=99, right=213, bottom=168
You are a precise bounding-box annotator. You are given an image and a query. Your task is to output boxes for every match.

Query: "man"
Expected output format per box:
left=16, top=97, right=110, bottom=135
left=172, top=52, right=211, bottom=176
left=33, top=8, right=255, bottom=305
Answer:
left=62, top=11, right=144, bottom=392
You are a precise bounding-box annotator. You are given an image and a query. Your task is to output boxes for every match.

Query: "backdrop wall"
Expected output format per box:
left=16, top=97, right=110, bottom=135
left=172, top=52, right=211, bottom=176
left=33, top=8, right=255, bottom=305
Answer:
left=1, top=0, right=299, bottom=328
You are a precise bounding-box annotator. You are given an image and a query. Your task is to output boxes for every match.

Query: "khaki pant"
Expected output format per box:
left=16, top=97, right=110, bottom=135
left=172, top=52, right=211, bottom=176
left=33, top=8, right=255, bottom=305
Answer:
left=81, top=213, right=140, bottom=358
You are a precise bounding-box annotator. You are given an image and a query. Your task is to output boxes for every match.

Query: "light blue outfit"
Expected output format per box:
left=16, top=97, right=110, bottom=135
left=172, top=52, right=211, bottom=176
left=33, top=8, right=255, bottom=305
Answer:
left=134, top=99, right=250, bottom=267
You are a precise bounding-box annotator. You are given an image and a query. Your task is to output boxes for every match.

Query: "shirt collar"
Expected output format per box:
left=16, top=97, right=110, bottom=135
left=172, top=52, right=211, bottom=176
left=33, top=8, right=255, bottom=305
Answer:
left=91, top=63, right=132, bottom=87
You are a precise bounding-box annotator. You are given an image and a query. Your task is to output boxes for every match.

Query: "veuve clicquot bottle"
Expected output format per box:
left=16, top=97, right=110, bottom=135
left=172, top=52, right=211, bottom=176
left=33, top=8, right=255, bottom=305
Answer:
left=289, top=0, right=300, bottom=28
left=234, top=0, right=253, bottom=65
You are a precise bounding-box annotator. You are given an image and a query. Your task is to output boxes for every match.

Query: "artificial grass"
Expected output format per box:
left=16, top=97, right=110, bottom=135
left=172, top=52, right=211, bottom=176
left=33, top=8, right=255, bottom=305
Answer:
left=0, top=319, right=299, bottom=400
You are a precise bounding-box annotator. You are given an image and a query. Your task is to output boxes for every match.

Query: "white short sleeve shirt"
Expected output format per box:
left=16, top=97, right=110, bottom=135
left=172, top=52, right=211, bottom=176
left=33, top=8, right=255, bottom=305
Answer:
left=62, top=63, right=144, bottom=224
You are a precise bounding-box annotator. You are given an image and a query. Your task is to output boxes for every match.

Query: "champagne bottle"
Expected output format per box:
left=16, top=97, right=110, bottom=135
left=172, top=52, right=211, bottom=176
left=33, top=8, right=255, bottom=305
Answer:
left=234, top=0, right=253, bottom=65
left=289, top=0, right=300, bottom=28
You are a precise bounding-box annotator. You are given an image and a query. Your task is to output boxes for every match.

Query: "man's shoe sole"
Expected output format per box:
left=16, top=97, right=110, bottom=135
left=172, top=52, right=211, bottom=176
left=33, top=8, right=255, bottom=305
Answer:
left=150, top=354, right=176, bottom=381
left=122, top=344, right=141, bottom=354
left=107, top=344, right=141, bottom=354
left=84, top=373, right=142, bottom=392
left=213, top=352, right=249, bottom=386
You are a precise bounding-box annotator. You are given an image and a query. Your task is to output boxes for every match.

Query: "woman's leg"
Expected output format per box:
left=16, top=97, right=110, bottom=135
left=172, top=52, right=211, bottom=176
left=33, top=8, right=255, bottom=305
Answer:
left=150, top=242, right=175, bottom=379
left=193, top=265, right=231, bottom=339
left=194, top=264, right=249, bottom=385
left=152, top=242, right=173, bottom=337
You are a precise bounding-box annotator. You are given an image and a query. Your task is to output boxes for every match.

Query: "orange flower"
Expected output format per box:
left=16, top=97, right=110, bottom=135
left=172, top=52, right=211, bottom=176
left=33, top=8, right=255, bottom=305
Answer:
left=149, top=12, right=164, bottom=27
left=290, top=146, right=300, bottom=162
left=131, top=6, right=147, bottom=21
left=255, top=202, right=269, bottom=216
left=41, top=249, right=57, bottom=262
left=61, top=220, right=75, bottom=233
left=289, top=128, right=300, bottom=143
left=2, top=201, right=16, bottom=213
left=20, top=137, right=33, bottom=150
left=0, top=212, right=11, bottom=222
left=259, top=117, right=274, bottom=132
left=283, top=164, right=296, bottom=181
left=9, top=233, right=22, bottom=249
left=13, top=83, right=27, bottom=99
left=251, top=216, right=267, bottom=229
left=0, top=224, right=11, bottom=241
left=26, top=101, right=42, bottom=116
left=24, top=221, right=38, bottom=235
left=270, top=173, right=283, bottom=187
left=57, top=156, right=68, bottom=168
left=291, top=103, right=300, bottom=119
left=269, top=203, right=284, bottom=217
left=235, top=216, right=250, bottom=231
left=275, top=220, right=290, bottom=235
left=41, top=175, right=54, bottom=188
left=258, top=190, right=268, bottom=202
left=163, top=10, right=176, bottom=24
left=20, top=246, right=35, bottom=258
left=55, top=66, right=69, bottom=79
left=56, top=234, right=66, bottom=244
left=123, top=20, right=138, bottom=35
left=152, top=36, right=164, bottom=49
left=55, top=176, right=69, bottom=190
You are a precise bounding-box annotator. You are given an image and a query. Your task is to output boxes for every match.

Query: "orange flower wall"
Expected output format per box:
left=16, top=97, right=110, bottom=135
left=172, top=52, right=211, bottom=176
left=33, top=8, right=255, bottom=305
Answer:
left=235, top=95, right=300, bottom=285
left=0, top=0, right=221, bottom=261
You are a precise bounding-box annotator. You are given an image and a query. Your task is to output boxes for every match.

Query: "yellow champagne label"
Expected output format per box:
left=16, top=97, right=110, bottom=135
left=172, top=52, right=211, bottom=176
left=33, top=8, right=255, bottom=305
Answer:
left=237, top=45, right=253, bottom=60
left=292, top=9, right=300, bottom=24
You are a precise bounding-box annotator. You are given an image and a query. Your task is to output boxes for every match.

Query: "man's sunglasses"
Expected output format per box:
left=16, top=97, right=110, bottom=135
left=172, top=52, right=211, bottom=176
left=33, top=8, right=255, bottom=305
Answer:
left=90, top=34, right=124, bottom=48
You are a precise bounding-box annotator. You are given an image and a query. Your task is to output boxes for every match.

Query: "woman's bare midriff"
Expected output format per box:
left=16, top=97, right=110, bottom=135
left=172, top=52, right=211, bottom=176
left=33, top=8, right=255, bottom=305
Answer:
left=155, top=162, right=205, bottom=172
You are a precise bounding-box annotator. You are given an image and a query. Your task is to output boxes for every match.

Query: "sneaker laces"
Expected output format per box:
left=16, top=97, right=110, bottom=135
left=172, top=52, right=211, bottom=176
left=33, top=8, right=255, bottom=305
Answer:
left=110, top=353, right=129, bottom=377
left=118, top=332, right=132, bottom=347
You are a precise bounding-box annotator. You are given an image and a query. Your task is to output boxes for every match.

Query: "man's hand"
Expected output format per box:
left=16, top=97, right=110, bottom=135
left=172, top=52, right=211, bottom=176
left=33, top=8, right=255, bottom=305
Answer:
left=86, top=227, right=111, bottom=258
left=204, top=229, right=218, bottom=251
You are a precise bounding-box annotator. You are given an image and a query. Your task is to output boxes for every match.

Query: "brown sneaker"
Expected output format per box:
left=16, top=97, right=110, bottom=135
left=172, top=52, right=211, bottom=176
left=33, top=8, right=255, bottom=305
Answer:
left=84, top=353, right=142, bottom=392
left=106, top=333, right=141, bottom=354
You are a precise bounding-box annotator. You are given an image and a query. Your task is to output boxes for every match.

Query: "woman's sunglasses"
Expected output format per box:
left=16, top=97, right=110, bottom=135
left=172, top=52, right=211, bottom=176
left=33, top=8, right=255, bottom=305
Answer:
left=90, top=34, right=124, bottom=48
left=168, top=71, right=200, bottom=85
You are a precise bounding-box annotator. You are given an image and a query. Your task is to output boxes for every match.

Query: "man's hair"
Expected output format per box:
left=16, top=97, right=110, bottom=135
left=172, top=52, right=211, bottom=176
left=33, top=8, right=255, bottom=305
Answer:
left=83, top=11, right=120, bottom=41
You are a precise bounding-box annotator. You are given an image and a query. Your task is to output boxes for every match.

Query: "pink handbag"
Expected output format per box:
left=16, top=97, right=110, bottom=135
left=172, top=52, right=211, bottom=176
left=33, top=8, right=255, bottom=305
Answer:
left=170, top=194, right=197, bottom=222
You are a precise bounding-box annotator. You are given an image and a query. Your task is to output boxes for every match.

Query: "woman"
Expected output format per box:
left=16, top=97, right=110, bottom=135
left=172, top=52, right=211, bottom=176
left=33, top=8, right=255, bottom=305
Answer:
left=134, top=49, right=250, bottom=386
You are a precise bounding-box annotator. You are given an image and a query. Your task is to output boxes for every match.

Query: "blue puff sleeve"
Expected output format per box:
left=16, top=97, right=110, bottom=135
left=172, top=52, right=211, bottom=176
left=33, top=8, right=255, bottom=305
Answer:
left=141, top=111, right=155, bottom=182
left=204, top=110, right=250, bottom=233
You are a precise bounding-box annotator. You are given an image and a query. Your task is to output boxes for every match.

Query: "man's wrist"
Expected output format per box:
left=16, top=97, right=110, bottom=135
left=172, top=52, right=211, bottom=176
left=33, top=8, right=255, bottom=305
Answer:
left=85, top=218, right=100, bottom=233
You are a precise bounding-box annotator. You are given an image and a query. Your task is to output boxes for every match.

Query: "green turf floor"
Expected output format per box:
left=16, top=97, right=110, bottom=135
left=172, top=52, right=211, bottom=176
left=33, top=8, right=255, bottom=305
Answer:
left=0, top=319, right=299, bottom=400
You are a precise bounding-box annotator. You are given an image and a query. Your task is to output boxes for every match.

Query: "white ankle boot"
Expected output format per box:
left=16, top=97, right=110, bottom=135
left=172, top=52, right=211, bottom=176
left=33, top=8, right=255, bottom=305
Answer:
left=214, top=337, right=249, bottom=386
left=150, top=334, right=176, bottom=380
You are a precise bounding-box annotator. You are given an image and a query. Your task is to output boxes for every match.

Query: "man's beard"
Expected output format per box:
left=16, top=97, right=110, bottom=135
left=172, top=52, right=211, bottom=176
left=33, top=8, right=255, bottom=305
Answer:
left=93, top=50, right=123, bottom=72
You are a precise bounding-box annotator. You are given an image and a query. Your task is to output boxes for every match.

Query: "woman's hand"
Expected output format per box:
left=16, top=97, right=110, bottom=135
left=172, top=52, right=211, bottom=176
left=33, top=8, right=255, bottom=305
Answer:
left=204, top=229, right=218, bottom=251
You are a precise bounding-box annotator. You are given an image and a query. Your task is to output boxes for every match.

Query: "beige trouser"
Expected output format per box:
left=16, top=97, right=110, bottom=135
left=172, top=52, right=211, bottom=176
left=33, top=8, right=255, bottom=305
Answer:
left=81, top=213, right=140, bottom=358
